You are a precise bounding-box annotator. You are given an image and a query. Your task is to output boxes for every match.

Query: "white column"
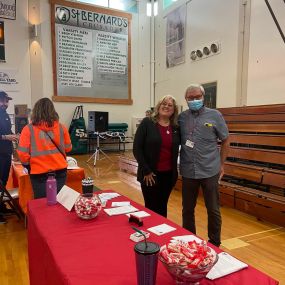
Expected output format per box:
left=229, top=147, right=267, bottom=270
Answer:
left=236, top=0, right=251, bottom=106
left=150, top=0, right=156, bottom=108
left=28, top=0, right=43, bottom=106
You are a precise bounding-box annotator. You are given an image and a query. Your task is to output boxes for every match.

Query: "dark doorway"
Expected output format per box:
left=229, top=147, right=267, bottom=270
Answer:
left=202, top=82, right=217, bottom=109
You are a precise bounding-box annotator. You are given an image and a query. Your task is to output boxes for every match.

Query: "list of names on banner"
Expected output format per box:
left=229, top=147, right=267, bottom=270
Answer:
left=95, top=32, right=127, bottom=74
left=57, top=25, right=93, bottom=87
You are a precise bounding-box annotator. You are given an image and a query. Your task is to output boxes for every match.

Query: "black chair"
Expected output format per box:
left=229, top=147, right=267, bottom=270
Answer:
left=0, top=180, right=23, bottom=220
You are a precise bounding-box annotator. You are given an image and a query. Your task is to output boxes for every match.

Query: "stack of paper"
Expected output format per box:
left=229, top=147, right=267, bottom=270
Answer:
left=98, top=192, right=120, bottom=200
left=171, top=235, right=202, bottom=243
left=104, top=205, right=138, bottom=216
left=111, top=201, right=130, bottom=207
left=206, top=252, right=248, bottom=280
left=98, top=192, right=121, bottom=206
left=126, top=211, right=150, bottom=218
left=147, top=223, right=176, bottom=236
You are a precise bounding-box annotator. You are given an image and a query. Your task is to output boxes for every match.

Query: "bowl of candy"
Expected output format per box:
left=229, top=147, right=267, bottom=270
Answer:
left=159, top=240, right=218, bottom=285
left=74, top=193, right=102, bottom=220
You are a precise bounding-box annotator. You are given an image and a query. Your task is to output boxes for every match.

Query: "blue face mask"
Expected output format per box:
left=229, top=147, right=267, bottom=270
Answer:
left=187, top=99, right=204, bottom=111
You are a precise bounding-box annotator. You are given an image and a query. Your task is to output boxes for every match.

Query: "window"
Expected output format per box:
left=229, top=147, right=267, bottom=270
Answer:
left=75, top=0, right=138, bottom=13
left=81, top=0, right=108, bottom=7
left=163, top=0, right=177, bottom=10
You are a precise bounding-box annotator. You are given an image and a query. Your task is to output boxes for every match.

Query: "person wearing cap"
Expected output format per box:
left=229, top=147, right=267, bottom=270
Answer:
left=0, top=91, right=18, bottom=224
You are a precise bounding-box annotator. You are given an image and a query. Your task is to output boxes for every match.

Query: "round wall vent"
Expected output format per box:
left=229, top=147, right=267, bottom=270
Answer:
left=190, top=51, right=197, bottom=60
left=196, top=50, right=203, bottom=58
left=210, top=43, right=219, bottom=53
left=203, top=46, right=211, bottom=56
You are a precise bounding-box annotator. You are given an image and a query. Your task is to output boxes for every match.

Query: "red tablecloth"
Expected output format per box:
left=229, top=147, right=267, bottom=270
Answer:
left=7, top=163, right=85, bottom=213
left=27, top=191, right=279, bottom=285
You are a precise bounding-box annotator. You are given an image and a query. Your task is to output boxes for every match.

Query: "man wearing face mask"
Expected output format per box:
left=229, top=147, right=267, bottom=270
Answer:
left=0, top=91, right=18, bottom=224
left=178, top=84, right=229, bottom=247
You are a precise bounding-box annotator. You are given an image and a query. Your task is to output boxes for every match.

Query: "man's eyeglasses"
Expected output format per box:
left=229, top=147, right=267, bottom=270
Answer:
left=186, top=94, right=203, bottom=101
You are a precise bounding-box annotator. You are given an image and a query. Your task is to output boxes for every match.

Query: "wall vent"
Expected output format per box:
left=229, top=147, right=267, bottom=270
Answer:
left=190, top=41, right=221, bottom=62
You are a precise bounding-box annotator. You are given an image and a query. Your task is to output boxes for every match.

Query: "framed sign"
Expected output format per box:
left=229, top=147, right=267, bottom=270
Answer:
left=0, top=0, right=16, bottom=20
left=50, top=0, right=132, bottom=104
left=0, top=69, right=19, bottom=91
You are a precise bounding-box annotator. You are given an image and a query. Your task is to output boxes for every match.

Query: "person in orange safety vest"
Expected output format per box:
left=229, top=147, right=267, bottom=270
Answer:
left=17, top=98, right=72, bottom=198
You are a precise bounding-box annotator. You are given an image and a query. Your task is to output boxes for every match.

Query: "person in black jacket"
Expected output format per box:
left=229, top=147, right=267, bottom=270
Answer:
left=133, top=95, right=180, bottom=217
left=0, top=91, right=18, bottom=223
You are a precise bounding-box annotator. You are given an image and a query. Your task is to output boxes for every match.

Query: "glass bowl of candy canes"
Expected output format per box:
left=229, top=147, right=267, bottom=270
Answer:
left=158, top=240, right=218, bottom=285
left=74, top=193, right=102, bottom=220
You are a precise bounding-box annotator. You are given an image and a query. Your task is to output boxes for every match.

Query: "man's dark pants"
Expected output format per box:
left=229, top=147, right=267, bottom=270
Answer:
left=182, top=173, right=221, bottom=246
left=0, top=154, right=11, bottom=186
left=0, top=154, right=12, bottom=217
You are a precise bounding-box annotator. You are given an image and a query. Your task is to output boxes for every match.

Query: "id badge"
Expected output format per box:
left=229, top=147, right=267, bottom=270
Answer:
left=185, top=140, right=195, bottom=148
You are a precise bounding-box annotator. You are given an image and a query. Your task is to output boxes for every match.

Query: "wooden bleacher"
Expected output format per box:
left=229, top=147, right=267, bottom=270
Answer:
left=218, top=104, right=285, bottom=227
left=118, top=155, right=182, bottom=191
left=118, top=155, right=138, bottom=175
left=119, top=104, right=285, bottom=227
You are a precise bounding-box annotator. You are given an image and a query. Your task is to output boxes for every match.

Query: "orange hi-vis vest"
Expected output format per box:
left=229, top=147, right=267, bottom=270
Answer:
left=17, top=121, right=72, bottom=174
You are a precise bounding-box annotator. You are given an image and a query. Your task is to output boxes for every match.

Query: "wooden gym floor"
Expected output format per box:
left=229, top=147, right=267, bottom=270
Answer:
left=0, top=151, right=284, bottom=285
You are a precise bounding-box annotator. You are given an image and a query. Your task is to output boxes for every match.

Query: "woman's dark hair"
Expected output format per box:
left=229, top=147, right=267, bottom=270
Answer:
left=31, top=98, right=59, bottom=127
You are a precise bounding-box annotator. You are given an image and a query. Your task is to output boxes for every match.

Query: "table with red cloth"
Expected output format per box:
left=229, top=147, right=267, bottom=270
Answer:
left=27, top=190, right=278, bottom=285
left=6, top=162, right=85, bottom=214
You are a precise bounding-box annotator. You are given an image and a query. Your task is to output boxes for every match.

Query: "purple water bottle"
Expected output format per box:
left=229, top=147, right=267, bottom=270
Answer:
left=46, top=172, right=57, bottom=205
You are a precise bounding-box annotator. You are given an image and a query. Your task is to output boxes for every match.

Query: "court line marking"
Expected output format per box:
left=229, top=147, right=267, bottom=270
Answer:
left=243, top=232, right=285, bottom=243
left=235, top=227, right=284, bottom=239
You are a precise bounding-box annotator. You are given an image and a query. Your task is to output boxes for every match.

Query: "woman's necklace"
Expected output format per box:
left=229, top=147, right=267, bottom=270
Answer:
left=158, top=123, right=170, bottom=134
left=158, top=118, right=170, bottom=134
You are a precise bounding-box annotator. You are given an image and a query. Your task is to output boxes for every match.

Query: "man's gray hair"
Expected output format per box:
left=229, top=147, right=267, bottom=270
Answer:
left=185, top=84, right=205, bottom=97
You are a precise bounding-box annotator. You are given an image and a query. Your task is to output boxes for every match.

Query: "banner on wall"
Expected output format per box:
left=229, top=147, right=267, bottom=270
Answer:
left=166, top=4, right=186, bottom=68
left=0, top=0, right=16, bottom=20
left=0, top=69, right=19, bottom=91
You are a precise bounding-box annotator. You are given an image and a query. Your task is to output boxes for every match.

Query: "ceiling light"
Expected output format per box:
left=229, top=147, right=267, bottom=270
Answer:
left=147, top=2, right=152, bottom=16
left=153, top=1, right=158, bottom=16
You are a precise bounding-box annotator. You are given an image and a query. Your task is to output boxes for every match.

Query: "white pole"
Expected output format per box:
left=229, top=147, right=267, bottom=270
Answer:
left=150, top=0, right=155, bottom=108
